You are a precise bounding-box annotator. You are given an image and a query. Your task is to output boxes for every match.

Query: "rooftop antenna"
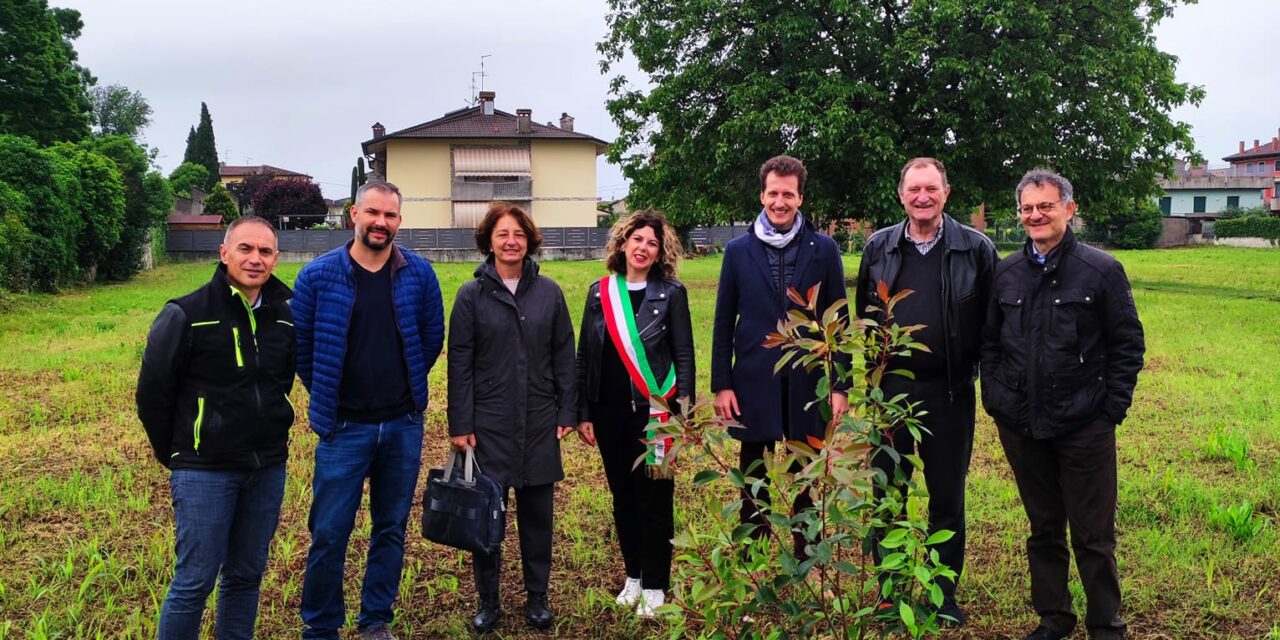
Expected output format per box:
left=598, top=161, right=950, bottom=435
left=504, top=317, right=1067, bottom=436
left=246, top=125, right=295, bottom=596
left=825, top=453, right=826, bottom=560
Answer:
left=470, top=54, right=492, bottom=106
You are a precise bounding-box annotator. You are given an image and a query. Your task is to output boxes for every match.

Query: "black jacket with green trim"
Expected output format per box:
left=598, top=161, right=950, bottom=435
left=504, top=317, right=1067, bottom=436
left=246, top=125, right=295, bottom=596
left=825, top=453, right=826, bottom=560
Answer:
left=136, top=264, right=296, bottom=470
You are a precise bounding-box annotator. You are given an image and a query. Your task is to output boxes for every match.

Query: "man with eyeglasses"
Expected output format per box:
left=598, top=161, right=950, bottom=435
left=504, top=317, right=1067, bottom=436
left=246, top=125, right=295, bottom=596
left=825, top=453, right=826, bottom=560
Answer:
left=854, top=157, right=997, bottom=626
left=980, top=169, right=1144, bottom=640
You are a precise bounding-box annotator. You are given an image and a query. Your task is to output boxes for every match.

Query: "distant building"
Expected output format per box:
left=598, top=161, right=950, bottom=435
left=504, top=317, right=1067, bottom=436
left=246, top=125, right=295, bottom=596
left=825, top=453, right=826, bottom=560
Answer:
left=218, top=164, right=311, bottom=186
left=1156, top=174, right=1271, bottom=217
left=324, top=198, right=348, bottom=227
left=360, top=91, right=607, bottom=228
left=1219, top=129, right=1280, bottom=212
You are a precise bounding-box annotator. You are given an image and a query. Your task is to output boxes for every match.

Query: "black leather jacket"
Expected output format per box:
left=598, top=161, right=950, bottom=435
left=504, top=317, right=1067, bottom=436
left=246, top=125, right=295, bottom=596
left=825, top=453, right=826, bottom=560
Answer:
left=576, top=276, right=696, bottom=422
left=855, top=214, right=998, bottom=392
left=980, top=229, right=1145, bottom=438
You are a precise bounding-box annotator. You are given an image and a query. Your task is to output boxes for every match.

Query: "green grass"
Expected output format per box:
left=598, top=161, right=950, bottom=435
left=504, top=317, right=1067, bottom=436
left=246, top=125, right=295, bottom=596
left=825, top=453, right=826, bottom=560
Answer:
left=0, top=246, right=1276, bottom=638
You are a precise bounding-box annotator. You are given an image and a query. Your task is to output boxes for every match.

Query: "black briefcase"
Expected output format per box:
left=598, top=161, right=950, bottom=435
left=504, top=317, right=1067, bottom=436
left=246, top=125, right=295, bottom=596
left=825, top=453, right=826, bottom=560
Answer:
left=420, top=446, right=506, bottom=555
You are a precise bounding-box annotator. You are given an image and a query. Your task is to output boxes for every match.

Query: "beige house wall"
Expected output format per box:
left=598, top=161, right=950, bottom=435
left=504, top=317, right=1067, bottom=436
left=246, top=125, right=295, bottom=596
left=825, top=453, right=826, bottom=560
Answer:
left=385, top=139, right=452, bottom=228
left=530, top=140, right=598, bottom=227
left=381, top=138, right=600, bottom=228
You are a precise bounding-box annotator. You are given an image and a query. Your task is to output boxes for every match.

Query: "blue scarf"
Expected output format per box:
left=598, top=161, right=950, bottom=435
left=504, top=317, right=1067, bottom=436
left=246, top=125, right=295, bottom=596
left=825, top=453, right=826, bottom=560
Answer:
left=753, top=209, right=804, bottom=249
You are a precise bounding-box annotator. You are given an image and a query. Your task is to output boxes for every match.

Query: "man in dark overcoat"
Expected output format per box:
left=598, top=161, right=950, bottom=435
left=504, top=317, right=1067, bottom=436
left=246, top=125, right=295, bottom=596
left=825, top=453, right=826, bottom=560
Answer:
left=710, top=155, right=848, bottom=554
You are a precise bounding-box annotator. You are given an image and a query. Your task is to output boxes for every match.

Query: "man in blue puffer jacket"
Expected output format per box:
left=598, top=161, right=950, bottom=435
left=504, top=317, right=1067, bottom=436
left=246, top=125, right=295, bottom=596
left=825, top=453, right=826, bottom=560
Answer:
left=293, top=181, right=445, bottom=640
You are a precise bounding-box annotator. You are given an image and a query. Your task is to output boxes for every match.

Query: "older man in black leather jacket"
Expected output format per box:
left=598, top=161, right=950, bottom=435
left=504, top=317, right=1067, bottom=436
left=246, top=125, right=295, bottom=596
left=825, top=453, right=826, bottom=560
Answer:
left=981, top=169, right=1144, bottom=640
left=855, top=157, right=998, bottom=627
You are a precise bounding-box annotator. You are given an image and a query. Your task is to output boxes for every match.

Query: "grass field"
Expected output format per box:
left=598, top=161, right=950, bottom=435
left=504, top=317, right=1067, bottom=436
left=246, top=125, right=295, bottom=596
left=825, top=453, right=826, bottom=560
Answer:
left=0, top=246, right=1277, bottom=639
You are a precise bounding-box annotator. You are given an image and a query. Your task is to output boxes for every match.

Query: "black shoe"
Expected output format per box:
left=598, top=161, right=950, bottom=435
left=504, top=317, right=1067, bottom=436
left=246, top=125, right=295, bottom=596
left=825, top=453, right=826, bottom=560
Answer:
left=1023, top=625, right=1070, bottom=640
left=938, top=598, right=966, bottom=628
left=471, top=592, right=501, bottom=633
left=525, top=591, right=553, bottom=630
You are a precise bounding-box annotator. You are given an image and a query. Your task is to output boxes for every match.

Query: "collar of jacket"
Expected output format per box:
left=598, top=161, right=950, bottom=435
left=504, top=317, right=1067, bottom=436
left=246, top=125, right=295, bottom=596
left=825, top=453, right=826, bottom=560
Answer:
left=339, top=238, right=408, bottom=275
left=884, top=213, right=977, bottom=254
left=212, top=262, right=293, bottom=306
left=475, top=254, right=539, bottom=286
left=1020, top=226, right=1077, bottom=273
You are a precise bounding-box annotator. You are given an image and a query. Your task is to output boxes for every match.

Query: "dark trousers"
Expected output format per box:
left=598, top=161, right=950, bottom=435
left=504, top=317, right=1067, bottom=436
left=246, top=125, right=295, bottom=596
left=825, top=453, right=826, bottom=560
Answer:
left=595, top=402, right=675, bottom=590
left=737, top=379, right=813, bottom=557
left=872, top=379, right=975, bottom=599
left=997, top=418, right=1125, bottom=639
left=473, top=482, right=554, bottom=595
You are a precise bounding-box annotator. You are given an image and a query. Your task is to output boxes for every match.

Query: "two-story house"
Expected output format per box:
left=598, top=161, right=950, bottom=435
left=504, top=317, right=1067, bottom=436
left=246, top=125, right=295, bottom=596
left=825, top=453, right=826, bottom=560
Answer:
left=360, top=91, right=607, bottom=228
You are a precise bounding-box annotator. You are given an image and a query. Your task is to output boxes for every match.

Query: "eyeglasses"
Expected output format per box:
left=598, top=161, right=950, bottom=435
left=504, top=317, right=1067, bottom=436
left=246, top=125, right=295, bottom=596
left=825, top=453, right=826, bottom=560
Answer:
left=1019, top=201, right=1060, bottom=216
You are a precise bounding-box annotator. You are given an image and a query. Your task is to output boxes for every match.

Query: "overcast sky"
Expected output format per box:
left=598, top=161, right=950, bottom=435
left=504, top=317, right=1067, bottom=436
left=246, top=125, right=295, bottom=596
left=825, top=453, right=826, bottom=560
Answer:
left=62, top=0, right=1280, bottom=202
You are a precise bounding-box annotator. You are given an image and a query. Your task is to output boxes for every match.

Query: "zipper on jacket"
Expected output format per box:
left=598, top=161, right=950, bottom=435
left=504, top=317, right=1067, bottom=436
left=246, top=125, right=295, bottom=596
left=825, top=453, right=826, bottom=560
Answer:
left=193, top=395, right=205, bottom=453
left=231, top=286, right=264, bottom=415
left=232, top=326, right=245, bottom=368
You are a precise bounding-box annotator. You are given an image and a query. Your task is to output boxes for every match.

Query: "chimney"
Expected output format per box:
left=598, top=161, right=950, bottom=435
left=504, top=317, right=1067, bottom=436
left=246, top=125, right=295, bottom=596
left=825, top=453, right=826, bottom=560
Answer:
left=559, top=112, right=575, bottom=133
left=516, top=108, right=532, bottom=134
left=372, top=122, right=385, bottom=138
left=1272, top=137, right=1278, bottom=151
left=1240, top=141, right=1246, bottom=153
left=1254, top=139, right=1260, bottom=151
left=479, top=91, right=495, bottom=116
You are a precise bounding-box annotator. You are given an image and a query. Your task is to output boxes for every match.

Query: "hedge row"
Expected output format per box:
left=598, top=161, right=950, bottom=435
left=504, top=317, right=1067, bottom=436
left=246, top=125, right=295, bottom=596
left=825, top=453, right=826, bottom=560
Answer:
left=1215, top=215, right=1280, bottom=240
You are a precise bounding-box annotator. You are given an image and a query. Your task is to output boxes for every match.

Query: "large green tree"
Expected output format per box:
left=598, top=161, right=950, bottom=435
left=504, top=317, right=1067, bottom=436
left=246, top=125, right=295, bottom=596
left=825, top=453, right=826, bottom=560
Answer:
left=168, top=162, right=210, bottom=198
left=0, top=0, right=93, bottom=144
left=0, top=134, right=84, bottom=290
left=182, top=102, right=220, bottom=192
left=90, top=83, right=153, bottom=140
left=600, top=0, right=1204, bottom=229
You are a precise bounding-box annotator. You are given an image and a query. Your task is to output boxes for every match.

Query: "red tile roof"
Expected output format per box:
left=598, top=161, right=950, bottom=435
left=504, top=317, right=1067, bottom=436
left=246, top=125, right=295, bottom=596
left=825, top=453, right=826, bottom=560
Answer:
left=167, top=214, right=224, bottom=224
left=219, top=164, right=311, bottom=178
left=362, top=106, right=607, bottom=154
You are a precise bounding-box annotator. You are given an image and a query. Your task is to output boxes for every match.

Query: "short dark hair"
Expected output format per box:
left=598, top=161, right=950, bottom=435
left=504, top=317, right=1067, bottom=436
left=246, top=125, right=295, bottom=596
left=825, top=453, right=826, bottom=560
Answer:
left=1015, top=169, right=1074, bottom=205
left=222, top=215, right=276, bottom=245
left=605, top=210, right=682, bottom=279
left=356, top=181, right=402, bottom=207
left=759, top=155, right=807, bottom=195
left=898, top=157, right=949, bottom=190
left=474, top=202, right=542, bottom=255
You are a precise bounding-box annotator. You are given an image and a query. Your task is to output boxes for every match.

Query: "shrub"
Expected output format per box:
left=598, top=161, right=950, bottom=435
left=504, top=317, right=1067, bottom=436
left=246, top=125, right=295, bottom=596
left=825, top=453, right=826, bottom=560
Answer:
left=0, top=184, right=34, bottom=291
left=0, top=135, right=85, bottom=290
left=1215, top=215, right=1280, bottom=241
left=50, top=143, right=126, bottom=275
left=1082, top=201, right=1163, bottom=249
left=650, top=283, right=954, bottom=638
left=168, top=162, right=209, bottom=198
left=251, top=180, right=326, bottom=230
left=88, top=136, right=173, bottom=282
left=203, top=183, right=239, bottom=223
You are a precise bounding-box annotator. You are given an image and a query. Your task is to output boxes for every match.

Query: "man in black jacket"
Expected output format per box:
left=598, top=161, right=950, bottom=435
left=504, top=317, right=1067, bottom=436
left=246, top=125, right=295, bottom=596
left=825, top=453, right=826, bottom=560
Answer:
left=981, top=170, right=1144, bottom=640
left=136, top=215, right=296, bottom=640
left=855, top=157, right=998, bottom=626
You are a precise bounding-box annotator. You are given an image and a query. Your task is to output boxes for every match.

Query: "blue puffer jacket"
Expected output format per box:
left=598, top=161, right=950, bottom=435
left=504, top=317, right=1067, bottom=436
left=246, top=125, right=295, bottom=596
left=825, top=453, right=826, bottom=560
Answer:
left=293, top=241, right=445, bottom=438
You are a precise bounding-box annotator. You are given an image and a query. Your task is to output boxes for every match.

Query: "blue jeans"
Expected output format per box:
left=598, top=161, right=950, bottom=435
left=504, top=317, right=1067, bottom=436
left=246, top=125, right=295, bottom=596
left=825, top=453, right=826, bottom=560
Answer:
left=159, top=464, right=286, bottom=640
left=300, top=412, right=424, bottom=638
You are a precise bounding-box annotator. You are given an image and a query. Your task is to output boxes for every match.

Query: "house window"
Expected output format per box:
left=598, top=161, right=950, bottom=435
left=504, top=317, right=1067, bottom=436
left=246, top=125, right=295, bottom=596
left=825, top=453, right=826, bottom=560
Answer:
left=1274, top=160, right=1279, bottom=172
left=1227, top=195, right=1240, bottom=209
left=1246, top=163, right=1255, bottom=174
left=1261, top=162, right=1268, bottom=173
left=1193, top=196, right=1206, bottom=213
left=1159, top=197, right=1171, bottom=215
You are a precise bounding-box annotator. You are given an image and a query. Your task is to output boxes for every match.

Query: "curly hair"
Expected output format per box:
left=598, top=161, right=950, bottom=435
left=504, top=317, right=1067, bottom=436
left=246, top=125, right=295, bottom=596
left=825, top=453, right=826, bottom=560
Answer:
left=759, top=155, right=807, bottom=196
left=474, top=202, right=543, bottom=255
left=604, top=210, right=682, bottom=280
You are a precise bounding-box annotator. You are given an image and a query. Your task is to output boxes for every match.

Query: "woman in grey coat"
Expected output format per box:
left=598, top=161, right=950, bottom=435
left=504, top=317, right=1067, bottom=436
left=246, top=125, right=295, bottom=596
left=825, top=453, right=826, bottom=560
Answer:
left=446, top=202, right=577, bottom=633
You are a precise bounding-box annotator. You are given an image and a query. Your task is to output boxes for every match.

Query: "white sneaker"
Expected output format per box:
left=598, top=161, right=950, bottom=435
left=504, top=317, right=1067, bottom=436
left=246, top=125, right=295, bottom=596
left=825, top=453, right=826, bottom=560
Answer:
left=636, top=589, right=665, bottom=618
left=615, top=577, right=642, bottom=606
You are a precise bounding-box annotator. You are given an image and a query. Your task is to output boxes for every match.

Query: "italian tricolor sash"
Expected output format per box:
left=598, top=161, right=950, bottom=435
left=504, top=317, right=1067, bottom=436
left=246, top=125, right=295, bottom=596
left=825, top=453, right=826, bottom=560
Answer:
left=600, top=274, right=677, bottom=475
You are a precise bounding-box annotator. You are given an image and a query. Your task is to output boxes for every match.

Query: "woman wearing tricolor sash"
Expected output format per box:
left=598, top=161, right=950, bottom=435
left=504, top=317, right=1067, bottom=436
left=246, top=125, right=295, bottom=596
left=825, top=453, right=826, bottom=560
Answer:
left=575, top=211, right=695, bottom=618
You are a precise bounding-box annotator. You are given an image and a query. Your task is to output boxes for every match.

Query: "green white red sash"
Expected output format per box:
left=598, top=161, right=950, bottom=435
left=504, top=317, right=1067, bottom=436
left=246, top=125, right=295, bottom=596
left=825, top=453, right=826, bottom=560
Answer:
left=600, top=274, right=676, bottom=473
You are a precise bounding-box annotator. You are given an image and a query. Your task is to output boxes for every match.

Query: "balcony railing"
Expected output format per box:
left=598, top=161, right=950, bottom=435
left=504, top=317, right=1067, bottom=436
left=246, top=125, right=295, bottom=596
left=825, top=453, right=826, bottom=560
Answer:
left=451, top=179, right=533, bottom=201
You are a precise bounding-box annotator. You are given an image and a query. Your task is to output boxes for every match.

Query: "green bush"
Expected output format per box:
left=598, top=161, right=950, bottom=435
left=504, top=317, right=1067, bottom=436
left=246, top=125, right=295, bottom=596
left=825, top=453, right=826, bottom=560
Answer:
left=0, top=135, right=85, bottom=290
left=1215, top=215, right=1280, bottom=240
left=203, top=183, right=239, bottom=223
left=0, top=184, right=34, bottom=291
left=1082, top=202, right=1163, bottom=249
left=88, top=136, right=173, bottom=282
left=50, top=143, right=126, bottom=274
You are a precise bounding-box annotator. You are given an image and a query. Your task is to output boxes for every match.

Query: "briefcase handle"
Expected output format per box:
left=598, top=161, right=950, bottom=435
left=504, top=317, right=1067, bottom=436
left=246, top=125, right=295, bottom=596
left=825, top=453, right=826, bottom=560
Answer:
left=442, top=445, right=481, bottom=484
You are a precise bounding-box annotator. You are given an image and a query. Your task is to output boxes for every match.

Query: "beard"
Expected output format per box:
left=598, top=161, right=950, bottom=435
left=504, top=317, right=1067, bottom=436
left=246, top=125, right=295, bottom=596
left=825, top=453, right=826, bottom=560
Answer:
left=358, top=224, right=395, bottom=251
